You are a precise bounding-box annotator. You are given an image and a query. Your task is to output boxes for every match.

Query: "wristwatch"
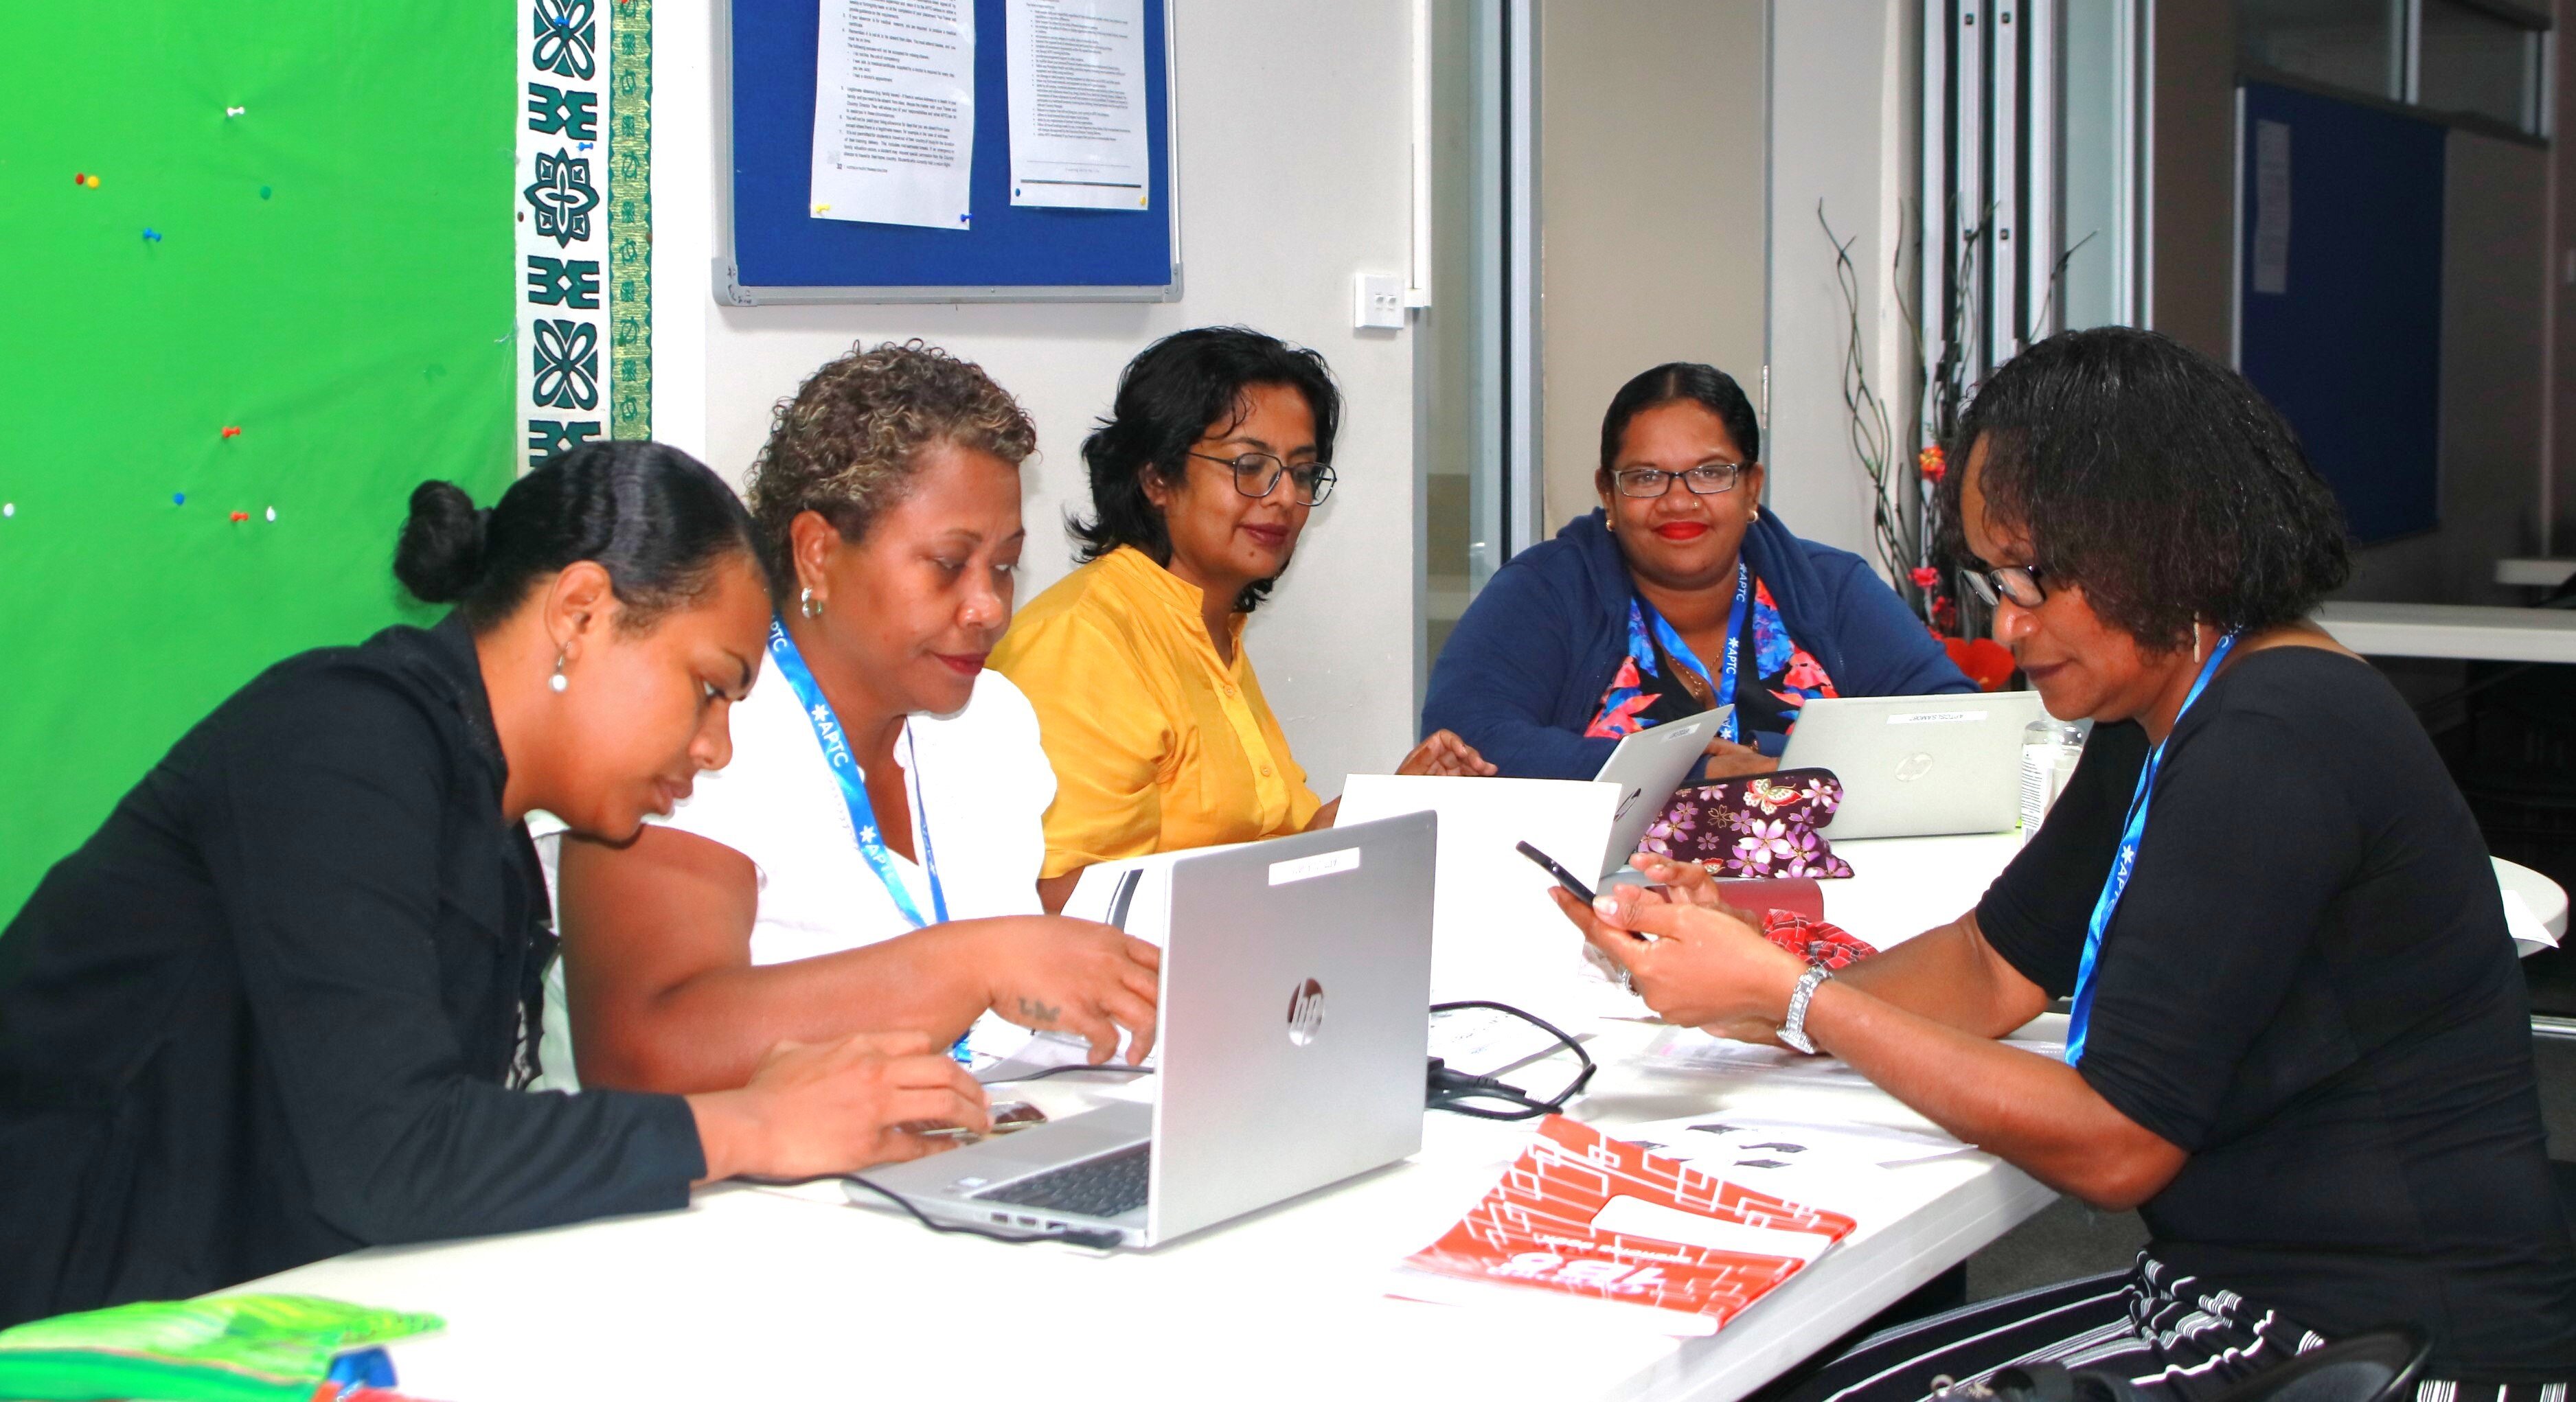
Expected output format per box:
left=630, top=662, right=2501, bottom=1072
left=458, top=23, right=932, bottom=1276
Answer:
left=1777, top=963, right=1834, bottom=1055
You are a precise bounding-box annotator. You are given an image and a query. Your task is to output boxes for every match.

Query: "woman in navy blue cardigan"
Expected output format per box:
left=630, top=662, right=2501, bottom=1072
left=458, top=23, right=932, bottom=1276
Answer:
left=1423, top=363, right=1970, bottom=783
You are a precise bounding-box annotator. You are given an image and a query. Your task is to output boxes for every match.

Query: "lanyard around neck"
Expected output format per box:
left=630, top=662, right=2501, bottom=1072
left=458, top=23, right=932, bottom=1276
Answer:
left=1643, top=561, right=1752, bottom=744
left=764, top=617, right=948, bottom=930
left=2064, top=632, right=2239, bottom=1066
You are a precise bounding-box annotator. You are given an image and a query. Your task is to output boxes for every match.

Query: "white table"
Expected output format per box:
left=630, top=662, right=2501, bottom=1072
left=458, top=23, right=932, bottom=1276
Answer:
left=1819, top=831, right=2568, bottom=948
left=233, top=832, right=2574, bottom=1400
left=2313, top=601, right=2576, bottom=664
left=2496, top=559, right=2576, bottom=590
left=242, top=838, right=2059, bottom=1402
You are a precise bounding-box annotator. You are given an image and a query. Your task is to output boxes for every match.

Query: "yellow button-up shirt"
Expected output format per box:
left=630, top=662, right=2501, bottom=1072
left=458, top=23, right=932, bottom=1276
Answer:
left=992, top=546, right=1322, bottom=877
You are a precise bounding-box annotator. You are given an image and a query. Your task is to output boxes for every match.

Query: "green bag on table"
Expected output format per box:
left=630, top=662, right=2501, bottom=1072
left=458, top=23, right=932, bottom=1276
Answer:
left=0, top=1294, right=440, bottom=1401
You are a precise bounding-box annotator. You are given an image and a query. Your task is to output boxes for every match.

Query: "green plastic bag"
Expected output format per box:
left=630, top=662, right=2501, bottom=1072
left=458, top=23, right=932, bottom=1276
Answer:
left=0, top=1294, right=441, bottom=1401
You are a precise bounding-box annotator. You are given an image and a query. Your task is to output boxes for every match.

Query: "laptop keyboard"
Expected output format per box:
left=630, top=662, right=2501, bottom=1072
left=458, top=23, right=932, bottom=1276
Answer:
left=970, top=1143, right=1151, bottom=1219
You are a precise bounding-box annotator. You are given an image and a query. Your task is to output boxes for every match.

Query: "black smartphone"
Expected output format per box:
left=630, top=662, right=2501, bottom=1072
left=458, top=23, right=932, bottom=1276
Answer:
left=1516, top=840, right=1597, bottom=904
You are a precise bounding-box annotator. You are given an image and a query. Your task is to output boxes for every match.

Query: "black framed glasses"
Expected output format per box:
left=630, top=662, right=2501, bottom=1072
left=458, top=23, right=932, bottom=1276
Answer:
left=1610, top=462, right=1746, bottom=498
left=1187, top=451, right=1338, bottom=507
left=1960, top=561, right=2049, bottom=609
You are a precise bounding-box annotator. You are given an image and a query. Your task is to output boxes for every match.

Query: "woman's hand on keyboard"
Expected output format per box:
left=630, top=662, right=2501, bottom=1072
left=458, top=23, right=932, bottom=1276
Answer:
left=969, top=916, right=1163, bottom=1066
left=686, top=1030, right=991, bottom=1184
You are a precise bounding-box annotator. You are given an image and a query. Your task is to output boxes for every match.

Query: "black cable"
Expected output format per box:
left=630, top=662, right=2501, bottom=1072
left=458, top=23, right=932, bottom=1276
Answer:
left=980, top=1061, right=1156, bottom=1085
left=843, top=1173, right=1124, bottom=1250
left=1426, top=999, right=1596, bottom=1121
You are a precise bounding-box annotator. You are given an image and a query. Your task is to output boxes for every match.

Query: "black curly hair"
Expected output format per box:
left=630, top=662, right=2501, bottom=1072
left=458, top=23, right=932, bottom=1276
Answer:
left=1938, top=326, right=2351, bottom=652
left=1070, top=326, right=1341, bottom=615
left=744, top=340, right=1037, bottom=604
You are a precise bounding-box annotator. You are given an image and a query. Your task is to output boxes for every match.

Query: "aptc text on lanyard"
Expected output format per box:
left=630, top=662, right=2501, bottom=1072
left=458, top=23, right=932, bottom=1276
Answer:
left=2064, top=632, right=2239, bottom=1066
left=1646, top=561, right=1753, bottom=744
left=766, top=618, right=969, bottom=1061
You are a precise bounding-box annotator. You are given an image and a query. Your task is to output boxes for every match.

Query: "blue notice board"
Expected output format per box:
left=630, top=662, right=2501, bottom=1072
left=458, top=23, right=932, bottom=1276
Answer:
left=2237, top=82, right=2443, bottom=544
left=718, top=0, right=1177, bottom=303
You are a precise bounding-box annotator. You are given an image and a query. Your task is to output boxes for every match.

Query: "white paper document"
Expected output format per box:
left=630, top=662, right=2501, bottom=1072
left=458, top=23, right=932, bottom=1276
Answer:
left=1641, top=1027, right=2066, bottom=1090
left=2505, top=888, right=2561, bottom=958
left=1004, top=0, right=1151, bottom=209
left=1428, top=1004, right=1588, bottom=1078
left=2250, top=118, right=2292, bottom=296
left=809, top=0, right=975, bottom=230
left=1609, top=1112, right=1971, bottom=1220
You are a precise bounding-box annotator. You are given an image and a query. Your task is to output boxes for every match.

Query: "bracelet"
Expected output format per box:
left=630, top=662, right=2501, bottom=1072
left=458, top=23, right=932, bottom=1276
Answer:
left=1778, top=963, right=1833, bottom=1055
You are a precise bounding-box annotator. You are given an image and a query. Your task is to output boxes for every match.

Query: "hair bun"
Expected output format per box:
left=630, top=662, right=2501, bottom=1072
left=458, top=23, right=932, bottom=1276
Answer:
left=393, top=479, right=489, bottom=604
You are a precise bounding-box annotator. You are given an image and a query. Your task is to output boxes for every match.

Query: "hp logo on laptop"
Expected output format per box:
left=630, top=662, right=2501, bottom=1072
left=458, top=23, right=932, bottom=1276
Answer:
left=1894, top=751, right=1937, bottom=782
left=1286, top=978, right=1327, bottom=1046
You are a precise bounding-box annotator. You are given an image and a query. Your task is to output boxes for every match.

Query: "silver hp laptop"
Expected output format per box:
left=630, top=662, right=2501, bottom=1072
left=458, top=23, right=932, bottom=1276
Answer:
left=847, top=813, right=1438, bottom=1249
left=1776, top=691, right=2047, bottom=839
left=1590, top=706, right=1731, bottom=877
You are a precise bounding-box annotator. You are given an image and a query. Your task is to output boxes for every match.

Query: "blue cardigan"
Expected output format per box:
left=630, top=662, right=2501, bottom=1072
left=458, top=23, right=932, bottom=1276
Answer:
left=1422, top=509, right=1974, bottom=779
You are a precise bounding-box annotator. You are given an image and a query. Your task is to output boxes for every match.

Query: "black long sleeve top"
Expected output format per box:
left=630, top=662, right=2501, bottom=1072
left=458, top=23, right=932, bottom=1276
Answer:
left=0, top=616, right=705, bottom=1327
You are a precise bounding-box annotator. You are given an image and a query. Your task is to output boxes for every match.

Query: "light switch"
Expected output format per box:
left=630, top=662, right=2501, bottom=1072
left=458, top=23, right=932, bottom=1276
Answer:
left=1353, top=273, right=1406, bottom=330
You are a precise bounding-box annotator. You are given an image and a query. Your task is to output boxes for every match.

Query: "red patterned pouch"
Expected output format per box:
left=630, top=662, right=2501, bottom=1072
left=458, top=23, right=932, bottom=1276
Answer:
left=1757, top=908, right=1878, bottom=971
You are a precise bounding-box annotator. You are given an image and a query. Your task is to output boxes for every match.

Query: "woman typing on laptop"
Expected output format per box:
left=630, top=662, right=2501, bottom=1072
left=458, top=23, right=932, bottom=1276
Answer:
left=0, top=444, right=989, bottom=1326
left=990, top=327, right=1491, bottom=915
left=1422, top=362, right=1970, bottom=783
left=554, top=343, right=1161, bottom=1093
left=1558, top=330, right=2576, bottom=1399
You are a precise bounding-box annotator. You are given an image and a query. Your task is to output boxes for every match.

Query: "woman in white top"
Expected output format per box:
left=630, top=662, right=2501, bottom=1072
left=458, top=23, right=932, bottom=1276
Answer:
left=555, top=341, right=1161, bottom=1094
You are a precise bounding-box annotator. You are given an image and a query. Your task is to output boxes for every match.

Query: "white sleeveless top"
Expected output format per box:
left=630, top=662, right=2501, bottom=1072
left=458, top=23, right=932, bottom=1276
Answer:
left=535, top=666, right=1053, bottom=1089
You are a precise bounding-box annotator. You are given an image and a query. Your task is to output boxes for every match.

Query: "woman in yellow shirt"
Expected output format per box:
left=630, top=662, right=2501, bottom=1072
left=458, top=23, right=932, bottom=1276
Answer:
left=994, top=327, right=1490, bottom=910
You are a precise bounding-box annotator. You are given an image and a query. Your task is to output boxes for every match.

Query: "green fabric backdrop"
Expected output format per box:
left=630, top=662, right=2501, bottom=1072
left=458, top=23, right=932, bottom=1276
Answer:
left=1, top=3, right=514, bottom=915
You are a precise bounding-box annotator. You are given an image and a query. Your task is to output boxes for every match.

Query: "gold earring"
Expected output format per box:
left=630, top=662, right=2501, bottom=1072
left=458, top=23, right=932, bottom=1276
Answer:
left=549, top=650, right=569, bottom=694
left=799, top=586, right=824, bottom=620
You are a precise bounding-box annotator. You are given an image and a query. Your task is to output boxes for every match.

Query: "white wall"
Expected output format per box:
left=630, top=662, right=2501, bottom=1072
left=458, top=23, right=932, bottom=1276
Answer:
left=1764, top=0, right=1915, bottom=570
left=1537, top=1, right=1767, bottom=528
left=649, top=0, right=1424, bottom=794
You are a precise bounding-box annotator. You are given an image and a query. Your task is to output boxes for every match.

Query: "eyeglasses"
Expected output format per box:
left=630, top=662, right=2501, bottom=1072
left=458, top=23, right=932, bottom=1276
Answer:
left=1959, top=562, right=2050, bottom=609
left=1187, top=451, right=1338, bottom=507
left=1610, top=462, right=1746, bottom=498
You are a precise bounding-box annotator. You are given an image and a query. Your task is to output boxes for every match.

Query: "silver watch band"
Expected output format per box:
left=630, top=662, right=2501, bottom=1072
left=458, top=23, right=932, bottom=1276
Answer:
left=1778, top=963, right=1834, bottom=1055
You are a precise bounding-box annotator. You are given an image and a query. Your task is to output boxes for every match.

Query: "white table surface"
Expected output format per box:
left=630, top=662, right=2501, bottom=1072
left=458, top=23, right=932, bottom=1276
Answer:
left=233, top=829, right=2571, bottom=1401
left=1819, top=833, right=2568, bottom=948
left=2496, top=559, right=2576, bottom=590
left=240, top=836, right=2060, bottom=1402
left=2314, top=601, right=2576, bottom=664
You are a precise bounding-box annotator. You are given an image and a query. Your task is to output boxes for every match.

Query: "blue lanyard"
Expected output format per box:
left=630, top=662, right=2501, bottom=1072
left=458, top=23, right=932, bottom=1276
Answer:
left=2064, top=632, right=2239, bottom=1066
left=1644, top=562, right=1751, bottom=744
left=765, top=617, right=948, bottom=930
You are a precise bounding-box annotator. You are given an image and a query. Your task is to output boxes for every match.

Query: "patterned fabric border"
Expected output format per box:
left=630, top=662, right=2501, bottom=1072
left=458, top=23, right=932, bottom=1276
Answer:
left=608, top=0, right=652, bottom=440
left=517, top=0, right=615, bottom=468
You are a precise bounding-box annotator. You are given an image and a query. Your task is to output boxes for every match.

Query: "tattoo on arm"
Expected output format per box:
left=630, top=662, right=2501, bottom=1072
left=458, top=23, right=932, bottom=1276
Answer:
left=1017, top=997, right=1061, bottom=1026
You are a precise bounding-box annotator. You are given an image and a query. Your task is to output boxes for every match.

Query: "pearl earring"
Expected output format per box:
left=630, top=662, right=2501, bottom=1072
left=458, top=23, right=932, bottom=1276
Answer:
left=799, top=586, right=824, bottom=620
left=549, top=651, right=569, bottom=694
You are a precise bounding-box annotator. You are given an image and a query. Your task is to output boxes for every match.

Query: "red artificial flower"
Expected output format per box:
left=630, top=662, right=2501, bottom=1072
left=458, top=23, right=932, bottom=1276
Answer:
left=1945, top=636, right=2016, bottom=692
left=1917, top=445, right=1947, bottom=483
left=1908, top=565, right=1940, bottom=590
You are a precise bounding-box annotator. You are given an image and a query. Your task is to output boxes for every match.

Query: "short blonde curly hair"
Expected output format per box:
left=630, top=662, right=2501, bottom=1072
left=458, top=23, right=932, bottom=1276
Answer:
left=744, top=339, right=1038, bottom=600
